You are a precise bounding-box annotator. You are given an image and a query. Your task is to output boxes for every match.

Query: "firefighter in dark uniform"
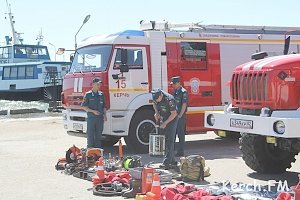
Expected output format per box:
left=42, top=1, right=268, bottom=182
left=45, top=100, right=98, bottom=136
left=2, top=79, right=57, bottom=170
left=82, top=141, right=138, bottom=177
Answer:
left=171, top=76, right=188, bottom=157
left=151, top=89, right=178, bottom=170
left=81, top=78, right=107, bottom=148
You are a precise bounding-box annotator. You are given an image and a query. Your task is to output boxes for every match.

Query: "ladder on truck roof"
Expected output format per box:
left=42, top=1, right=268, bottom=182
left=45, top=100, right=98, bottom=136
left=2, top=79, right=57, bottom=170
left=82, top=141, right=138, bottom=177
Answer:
left=140, top=21, right=300, bottom=35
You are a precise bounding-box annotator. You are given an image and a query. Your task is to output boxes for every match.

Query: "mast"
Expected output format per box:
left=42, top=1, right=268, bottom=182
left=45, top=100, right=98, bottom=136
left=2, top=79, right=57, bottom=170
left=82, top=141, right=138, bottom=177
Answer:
left=5, top=0, right=22, bottom=44
left=36, top=28, right=44, bottom=46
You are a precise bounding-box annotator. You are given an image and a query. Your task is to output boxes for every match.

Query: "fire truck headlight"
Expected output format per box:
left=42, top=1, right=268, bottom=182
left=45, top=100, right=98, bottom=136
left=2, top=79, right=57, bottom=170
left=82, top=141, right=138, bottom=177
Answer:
left=207, top=114, right=215, bottom=126
left=273, top=121, right=285, bottom=134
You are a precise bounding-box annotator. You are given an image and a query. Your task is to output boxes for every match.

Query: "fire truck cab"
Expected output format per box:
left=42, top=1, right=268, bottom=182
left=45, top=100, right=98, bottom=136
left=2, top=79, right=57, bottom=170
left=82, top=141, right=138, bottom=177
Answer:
left=62, top=21, right=300, bottom=153
left=205, top=38, right=300, bottom=173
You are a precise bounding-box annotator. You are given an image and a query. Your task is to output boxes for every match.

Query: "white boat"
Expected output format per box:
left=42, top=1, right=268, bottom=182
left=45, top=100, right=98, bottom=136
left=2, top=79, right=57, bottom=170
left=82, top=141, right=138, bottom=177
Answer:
left=0, top=1, right=70, bottom=101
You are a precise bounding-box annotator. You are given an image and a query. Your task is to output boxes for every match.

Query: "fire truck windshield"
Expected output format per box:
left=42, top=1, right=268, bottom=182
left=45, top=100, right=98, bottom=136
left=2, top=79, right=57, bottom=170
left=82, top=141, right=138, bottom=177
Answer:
left=70, top=45, right=112, bottom=73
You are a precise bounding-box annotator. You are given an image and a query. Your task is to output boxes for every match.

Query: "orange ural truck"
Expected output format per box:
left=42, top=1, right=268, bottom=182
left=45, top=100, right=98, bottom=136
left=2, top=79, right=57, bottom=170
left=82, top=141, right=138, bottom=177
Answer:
left=62, top=21, right=300, bottom=153
left=205, top=35, right=300, bottom=173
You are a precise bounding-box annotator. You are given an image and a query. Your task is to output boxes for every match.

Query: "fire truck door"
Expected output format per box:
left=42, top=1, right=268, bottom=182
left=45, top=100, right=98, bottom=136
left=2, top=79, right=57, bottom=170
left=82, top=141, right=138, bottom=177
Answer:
left=177, top=41, right=219, bottom=107
left=109, top=46, right=149, bottom=110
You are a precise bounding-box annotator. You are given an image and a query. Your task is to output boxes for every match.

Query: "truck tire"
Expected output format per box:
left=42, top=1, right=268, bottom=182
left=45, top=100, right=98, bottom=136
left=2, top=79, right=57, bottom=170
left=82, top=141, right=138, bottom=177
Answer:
left=240, top=133, right=297, bottom=173
left=102, top=136, right=120, bottom=147
left=125, top=109, right=156, bottom=153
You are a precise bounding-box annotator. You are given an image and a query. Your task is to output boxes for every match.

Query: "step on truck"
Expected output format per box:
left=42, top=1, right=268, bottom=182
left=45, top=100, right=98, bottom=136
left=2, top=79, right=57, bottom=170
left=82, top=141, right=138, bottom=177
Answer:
left=205, top=34, right=300, bottom=173
left=62, top=21, right=300, bottom=153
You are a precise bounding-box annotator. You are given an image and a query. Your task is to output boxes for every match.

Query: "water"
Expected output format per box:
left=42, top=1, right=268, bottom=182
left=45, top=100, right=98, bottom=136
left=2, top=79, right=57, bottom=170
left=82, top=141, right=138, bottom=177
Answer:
left=0, top=100, right=61, bottom=120
left=0, top=100, right=49, bottom=111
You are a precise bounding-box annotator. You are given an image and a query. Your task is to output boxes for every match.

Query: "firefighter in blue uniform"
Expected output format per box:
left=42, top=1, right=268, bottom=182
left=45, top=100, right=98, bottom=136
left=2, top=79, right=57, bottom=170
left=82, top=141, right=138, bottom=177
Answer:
left=151, top=89, right=178, bottom=170
left=171, top=76, right=188, bottom=157
left=82, top=78, right=107, bottom=148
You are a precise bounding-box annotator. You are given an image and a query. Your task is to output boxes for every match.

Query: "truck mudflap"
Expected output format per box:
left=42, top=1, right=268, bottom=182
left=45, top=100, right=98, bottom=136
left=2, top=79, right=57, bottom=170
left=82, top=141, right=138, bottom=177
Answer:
left=204, top=111, right=300, bottom=138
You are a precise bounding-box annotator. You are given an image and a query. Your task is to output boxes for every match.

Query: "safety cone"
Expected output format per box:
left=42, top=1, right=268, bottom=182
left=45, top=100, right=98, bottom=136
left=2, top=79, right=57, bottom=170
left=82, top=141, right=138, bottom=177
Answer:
left=119, top=139, right=123, bottom=160
left=146, top=173, right=161, bottom=200
left=92, top=158, right=105, bottom=186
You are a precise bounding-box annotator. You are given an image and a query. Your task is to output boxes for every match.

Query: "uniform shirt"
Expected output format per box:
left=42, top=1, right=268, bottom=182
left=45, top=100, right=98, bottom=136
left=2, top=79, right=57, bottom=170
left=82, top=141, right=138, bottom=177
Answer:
left=82, top=90, right=106, bottom=118
left=154, top=92, right=177, bottom=122
left=173, top=86, right=188, bottom=114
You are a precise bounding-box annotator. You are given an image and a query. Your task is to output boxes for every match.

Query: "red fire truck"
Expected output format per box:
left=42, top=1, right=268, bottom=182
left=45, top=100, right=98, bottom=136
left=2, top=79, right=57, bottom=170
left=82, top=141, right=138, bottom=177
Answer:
left=205, top=35, right=300, bottom=173
left=62, top=21, right=300, bottom=153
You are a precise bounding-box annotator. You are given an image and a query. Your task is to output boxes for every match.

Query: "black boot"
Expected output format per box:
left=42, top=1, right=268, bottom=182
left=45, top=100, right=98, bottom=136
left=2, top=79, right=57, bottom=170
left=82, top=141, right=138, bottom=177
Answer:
left=122, top=179, right=141, bottom=198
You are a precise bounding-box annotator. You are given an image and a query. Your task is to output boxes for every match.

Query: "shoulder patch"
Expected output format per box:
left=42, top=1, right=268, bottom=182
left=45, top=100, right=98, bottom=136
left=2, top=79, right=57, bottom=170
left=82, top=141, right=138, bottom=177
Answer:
left=181, top=87, right=187, bottom=93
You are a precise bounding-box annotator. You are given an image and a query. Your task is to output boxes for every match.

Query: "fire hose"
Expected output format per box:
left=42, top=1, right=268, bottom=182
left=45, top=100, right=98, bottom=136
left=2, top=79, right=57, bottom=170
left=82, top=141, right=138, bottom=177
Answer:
left=93, top=181, right=130, bottom=196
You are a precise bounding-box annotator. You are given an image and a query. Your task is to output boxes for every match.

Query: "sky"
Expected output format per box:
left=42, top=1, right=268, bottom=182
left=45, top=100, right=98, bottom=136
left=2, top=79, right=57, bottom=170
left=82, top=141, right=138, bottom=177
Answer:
left=1, top=0, right=300, bottom=61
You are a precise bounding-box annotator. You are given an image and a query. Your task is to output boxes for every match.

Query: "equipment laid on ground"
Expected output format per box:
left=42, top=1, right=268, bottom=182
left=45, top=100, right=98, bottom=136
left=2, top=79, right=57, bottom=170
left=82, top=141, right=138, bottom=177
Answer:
left=55, top=146, right=299, bottom=199
left=86, top=148, right=103, bottom=160
left=146, top=173, right=161, bottom=200
left=72, top=169, right=95, bottom=181
left=93, top=181, right=130, bottom=197
left=122, top=156, right=142, bottom=170
left=129, top=167, right=172, bottom=184
left=179, top=155, right=210, bottom=182
left=122, top=179, right=142, bottom=198
left=119, top=139, right=123, bottom=160
left=149, top=126, right=165, bottom=157
left=142, top=166, right=154, bottom=193
left=92, top=158, right=105, bottom=185
left=55, top=145, right=104, bottom=175
left=161, top=183, right=234, bottom=200
left=55, top=145, right=81, bottom=171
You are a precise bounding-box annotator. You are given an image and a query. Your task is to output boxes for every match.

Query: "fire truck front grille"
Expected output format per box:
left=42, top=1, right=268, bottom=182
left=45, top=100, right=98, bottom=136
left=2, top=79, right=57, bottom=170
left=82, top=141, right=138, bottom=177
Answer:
left=70, top=116, right=86, bottom=122
left=231, top=72, right=268, bottom=103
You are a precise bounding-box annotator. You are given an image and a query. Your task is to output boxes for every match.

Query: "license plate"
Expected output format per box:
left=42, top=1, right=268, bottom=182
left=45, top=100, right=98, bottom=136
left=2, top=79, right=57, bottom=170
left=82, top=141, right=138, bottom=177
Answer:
left=73, top=123, right=83, bottom=130
left=230, top=118, right=253, bottom=129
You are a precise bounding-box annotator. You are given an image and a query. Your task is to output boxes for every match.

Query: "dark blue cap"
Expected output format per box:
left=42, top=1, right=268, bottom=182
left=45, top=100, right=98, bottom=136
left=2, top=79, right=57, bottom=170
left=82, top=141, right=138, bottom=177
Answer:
left=151, top=88, right=162, bottom=101
left=170, top=76, right=180, bottom=84
left=92, top=77, right=102, bottom=83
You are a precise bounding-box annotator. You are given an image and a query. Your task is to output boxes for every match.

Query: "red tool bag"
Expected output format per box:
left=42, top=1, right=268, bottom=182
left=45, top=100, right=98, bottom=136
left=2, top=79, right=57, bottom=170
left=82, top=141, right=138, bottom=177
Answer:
left=161, top=183, right=233, bottom=200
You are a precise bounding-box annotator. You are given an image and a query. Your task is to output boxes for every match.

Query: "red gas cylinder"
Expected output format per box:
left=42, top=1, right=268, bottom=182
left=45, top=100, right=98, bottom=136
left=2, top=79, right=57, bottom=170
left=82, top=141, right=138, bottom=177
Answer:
left=142, top=166, right=154, bottom=193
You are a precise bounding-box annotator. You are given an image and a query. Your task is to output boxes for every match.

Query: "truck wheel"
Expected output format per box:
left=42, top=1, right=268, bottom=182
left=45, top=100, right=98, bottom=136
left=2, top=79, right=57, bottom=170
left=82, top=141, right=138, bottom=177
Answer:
left=102, top=136, right=120, bottom=147
left=125, top=109, right=156, bottom=153
left=240, top=133, right=297, bottom=173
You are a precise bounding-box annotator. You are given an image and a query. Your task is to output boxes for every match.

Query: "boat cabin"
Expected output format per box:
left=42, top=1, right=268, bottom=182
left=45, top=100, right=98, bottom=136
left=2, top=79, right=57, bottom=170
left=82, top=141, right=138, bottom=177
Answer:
left=0, top=44, right=50, bottom=64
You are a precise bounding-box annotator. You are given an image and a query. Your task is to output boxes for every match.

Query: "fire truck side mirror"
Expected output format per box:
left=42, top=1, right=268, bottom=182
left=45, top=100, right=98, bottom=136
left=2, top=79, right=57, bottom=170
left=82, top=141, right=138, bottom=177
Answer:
left=120, top=64, right=129, bottom=73
left=120, top=49, right=129, bottom=73
left=121, top=49, right=128, bottom=64
left=283, top=36, right=291, bottom=55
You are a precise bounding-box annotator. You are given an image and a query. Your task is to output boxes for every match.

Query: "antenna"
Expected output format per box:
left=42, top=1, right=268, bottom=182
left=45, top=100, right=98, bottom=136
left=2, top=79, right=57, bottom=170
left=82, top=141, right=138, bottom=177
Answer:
left=5, top=0, right=23, bottom=44
left=36, top=28, right=44, bottom=45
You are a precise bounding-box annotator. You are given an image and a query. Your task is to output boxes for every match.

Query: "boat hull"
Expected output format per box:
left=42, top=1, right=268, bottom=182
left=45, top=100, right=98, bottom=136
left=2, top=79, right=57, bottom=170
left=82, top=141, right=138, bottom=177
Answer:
left=0, top=85, right=62, bottom=101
